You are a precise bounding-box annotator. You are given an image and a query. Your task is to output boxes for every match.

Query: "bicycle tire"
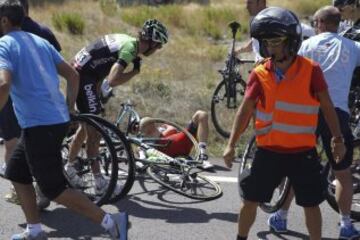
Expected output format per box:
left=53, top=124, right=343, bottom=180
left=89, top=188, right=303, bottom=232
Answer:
left=62, top=114, right=118, bottom=206
left=81, top=114, right=136, bottom=203
left=146, top=164, right=222, bottom=200
left=325, top=138, right=360, bottom=220
left=211, top=79, right=245, bottom=138
left=132, top=118, right=221, bottom=200
left=239, top=135, right=291, bottom=213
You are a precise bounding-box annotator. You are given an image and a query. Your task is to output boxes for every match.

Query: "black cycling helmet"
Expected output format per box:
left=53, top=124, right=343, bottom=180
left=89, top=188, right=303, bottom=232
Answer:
left=141, top=19, right=169, bottom=45
left=250, top=7, right=302, bottom=58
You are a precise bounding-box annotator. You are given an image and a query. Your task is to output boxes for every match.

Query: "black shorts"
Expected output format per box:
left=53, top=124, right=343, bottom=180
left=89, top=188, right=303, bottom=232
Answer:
left=317, top=108, right=353, bottom=171
left=76, top=73, right=102, bottom=114
left=239, top=147, right=325, bottom=207
left=0, top=98, right=21, bottom=141
left=5, top=122, right=69, bottom=200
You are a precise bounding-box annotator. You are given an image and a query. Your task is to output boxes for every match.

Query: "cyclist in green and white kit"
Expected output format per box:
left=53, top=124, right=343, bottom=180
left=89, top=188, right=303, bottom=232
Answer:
left=66, top=19, right=169, bottom=193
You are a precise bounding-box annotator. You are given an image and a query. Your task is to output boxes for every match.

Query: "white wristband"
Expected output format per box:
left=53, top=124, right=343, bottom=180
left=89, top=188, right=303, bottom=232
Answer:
left=101, top=79, right=112, bottom=97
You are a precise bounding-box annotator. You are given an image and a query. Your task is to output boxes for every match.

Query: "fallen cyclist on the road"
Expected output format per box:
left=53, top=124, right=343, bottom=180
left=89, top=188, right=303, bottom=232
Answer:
left=138, top=110, right=214, bottom=170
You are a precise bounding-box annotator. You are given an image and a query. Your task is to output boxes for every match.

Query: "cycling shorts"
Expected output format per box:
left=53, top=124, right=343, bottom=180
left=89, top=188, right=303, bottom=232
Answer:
left=0, top=98, right=21, bottom=141
left=157, top=121, right=198, bottom=157
left=76, top=73, right=102, bottom=114
left=239, top=147, right=325, bottom=207
left=317, top=108, right=353, bottom=171
left=5, top=122, right=69, bottom=200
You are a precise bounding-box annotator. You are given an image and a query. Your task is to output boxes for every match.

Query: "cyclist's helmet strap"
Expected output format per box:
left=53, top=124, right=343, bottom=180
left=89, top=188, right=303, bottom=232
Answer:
left=141, top=19, right=169, bottom=45
left=250, top=7, right=302, bottom=58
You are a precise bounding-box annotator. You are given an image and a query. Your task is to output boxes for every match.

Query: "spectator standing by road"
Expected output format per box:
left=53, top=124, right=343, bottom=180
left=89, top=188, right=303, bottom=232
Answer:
left=223, top=7, right=345, bottom=240
left=268, top=6, right=360, bottom=239
left=0, top=1, right=128, bottom=239
left=0, top=0, right=62, bottom=208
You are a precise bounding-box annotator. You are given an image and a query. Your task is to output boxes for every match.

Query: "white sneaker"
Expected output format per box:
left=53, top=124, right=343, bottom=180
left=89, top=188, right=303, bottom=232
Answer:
left=200, top=160, right=214, bottom=170
left=64, top=163, right=86, bottom=188
left=95, top=176, right=122, bottom=197
left=95, top=176, right=110, bottom=196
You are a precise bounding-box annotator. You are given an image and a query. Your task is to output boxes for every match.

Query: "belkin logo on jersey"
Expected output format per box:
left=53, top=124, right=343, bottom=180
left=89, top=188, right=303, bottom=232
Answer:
left=84, top=84, right=98, bottom=113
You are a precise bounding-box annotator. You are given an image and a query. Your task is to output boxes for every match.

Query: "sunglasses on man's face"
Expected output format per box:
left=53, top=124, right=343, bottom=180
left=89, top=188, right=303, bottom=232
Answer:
left=262, top=36, right=287, bottom=47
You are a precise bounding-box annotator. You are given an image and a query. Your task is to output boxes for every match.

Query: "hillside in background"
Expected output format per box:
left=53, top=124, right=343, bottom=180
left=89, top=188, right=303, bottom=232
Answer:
left=28, top=0, right=330, bottom=155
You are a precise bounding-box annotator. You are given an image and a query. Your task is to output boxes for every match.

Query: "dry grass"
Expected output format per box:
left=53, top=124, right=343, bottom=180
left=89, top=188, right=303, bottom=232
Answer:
left=29, top=0, right=328, bottom=156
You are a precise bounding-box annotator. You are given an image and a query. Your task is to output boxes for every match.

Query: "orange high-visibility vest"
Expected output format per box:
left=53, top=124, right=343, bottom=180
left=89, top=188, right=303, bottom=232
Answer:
left=254, top=56, right=320, bottom=149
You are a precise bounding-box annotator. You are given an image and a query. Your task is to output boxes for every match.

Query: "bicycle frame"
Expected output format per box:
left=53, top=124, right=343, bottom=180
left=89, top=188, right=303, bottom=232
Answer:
left=224, top=21, right=241, bottom=109
left=114, top=100, right=141, bottom=136
left=218, top=22, right=255, bottom=109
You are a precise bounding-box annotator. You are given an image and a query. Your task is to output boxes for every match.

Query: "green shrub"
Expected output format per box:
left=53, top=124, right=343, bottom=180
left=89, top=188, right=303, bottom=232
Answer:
left=52, top=12, right=85, bottom=35
left=100, top=0, right=119, bottom=16
left=132, top=79, right=172, bottom=99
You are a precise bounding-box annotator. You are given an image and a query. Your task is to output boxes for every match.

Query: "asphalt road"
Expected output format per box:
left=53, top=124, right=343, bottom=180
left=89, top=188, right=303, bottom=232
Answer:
left=0, top=144, right=357, bottom=239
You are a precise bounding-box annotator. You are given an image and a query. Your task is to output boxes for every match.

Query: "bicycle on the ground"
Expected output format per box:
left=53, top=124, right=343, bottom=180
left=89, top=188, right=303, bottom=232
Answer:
left=210, top=21, right=254, bottom=138
left=84, top=101, right=223, bottom=201
left=61, top=114, right=133, bottom=206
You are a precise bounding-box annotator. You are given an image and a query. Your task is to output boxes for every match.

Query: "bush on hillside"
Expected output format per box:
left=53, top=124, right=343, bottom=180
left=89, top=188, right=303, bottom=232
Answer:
left=52, top=13, right=85, bottom=35
left=117, top=0, right=209, bottom=6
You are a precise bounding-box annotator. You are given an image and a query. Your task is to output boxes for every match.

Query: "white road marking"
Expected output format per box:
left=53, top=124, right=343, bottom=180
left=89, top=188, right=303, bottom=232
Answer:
left=204, top=175, right=238, bottom=183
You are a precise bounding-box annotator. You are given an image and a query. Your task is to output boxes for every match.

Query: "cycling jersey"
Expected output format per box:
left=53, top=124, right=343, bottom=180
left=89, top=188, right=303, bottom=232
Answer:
left=73, top=34, right=138, bottom=81
left=156, top=122, right=197, bottom=158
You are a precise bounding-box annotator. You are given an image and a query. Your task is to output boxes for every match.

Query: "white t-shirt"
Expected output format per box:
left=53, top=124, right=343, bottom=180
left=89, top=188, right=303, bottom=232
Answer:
left=298, top=32, right=360, bottom=112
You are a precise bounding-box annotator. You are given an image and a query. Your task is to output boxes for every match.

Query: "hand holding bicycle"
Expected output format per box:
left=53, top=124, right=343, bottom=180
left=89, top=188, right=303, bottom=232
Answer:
left=331, top=136, right=346, bottom=163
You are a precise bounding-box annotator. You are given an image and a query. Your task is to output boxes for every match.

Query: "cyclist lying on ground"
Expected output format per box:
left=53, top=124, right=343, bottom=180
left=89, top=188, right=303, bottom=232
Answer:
left=138, top=110, right=214, bottom=170
left=65, top=19, right=168, bottom=191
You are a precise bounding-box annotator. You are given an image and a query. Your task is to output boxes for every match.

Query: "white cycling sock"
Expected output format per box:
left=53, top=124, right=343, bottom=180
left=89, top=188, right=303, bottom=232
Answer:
left=101, top=213, right=115, bottom=230
left=26, top=223, right=42, bottom=237
left=199, top=142, right=207, bottom=155
left=340, top=214, right=352, bottom=227
left=199, top=142, right=207, bottom=149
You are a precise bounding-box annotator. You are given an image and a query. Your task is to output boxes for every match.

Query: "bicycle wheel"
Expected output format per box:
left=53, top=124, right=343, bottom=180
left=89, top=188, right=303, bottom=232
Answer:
left=211, top=79, right=245, bottom=138
left=239, top=135, right=291, bottom=213
left=325, top=138, right=360, bottom=220
left=82, top=114, right=136, bottom=203
left=61, top=114, right=118, bottom=206
left=147, top=164, right=222, bottom=200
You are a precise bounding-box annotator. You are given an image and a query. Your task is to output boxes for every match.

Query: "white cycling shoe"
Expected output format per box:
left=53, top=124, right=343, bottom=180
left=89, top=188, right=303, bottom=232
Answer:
left=64, top=163, right=87, bottom=188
